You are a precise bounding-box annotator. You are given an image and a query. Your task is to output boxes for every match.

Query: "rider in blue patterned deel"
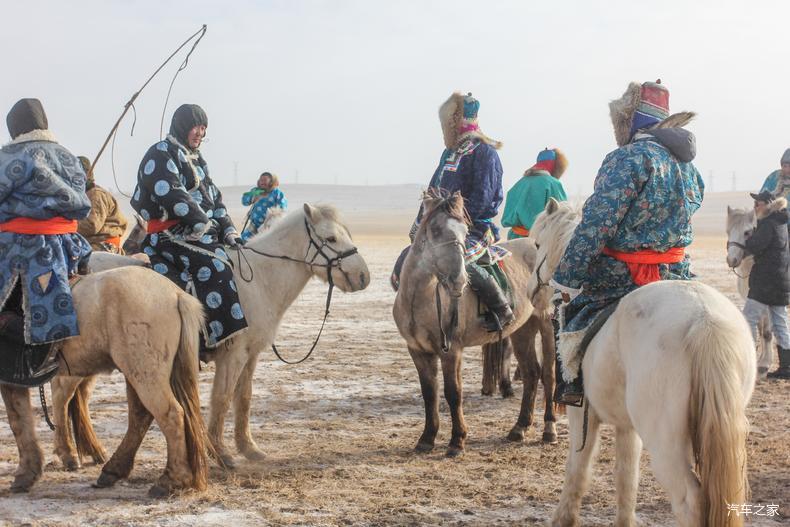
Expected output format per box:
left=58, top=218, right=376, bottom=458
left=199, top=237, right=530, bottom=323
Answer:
left=0, top=99, right=93, bottom=385
left=130, top=104, right=248, bottom=351
left=550, top=81, right=704, bottom=405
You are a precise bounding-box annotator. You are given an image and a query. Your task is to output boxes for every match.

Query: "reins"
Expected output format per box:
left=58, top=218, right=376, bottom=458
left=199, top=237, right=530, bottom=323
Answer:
left=233, top=218, right=359, bottom=364
left=726, top=240, right=751, bottom=279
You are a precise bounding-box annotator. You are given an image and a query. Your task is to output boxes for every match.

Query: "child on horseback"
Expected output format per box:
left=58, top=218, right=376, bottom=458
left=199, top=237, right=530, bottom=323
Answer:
left=502, top=148, right=568, bottom=239
left=550, top=80, right=704, bottom=405
left=241, top=172, right=287, bottom=241
left=0, top=99, right=93, bottom=385
left=130, top=104, right=248, bottom=350
left=742, top=190, right=790, bottom=379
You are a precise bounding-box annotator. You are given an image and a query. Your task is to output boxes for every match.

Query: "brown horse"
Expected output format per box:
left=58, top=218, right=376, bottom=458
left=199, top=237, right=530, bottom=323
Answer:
left=1, top=266, right=210, bottom=497
left=392, top=190, right=556, bottom=457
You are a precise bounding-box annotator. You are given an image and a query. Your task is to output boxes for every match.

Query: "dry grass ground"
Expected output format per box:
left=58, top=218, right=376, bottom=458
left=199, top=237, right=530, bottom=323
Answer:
left=0, top=202, right=787, bottom=526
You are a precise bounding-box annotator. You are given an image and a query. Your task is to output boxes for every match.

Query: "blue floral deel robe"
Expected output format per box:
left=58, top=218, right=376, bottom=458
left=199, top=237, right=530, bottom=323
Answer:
left=130, top=137, right=247, bottom=346
left=0, top=135, right=92, bottom=344
left=241, top=187, right=287, bottom=241
left=760, top=170, right=790, bottom=227
left=415, top=137, right=508, bottom=263
left=553, top=137, right=704, bottom=333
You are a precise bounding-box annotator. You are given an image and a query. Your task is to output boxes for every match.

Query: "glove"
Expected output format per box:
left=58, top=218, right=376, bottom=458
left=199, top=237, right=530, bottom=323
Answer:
left=224, top=232, right=244, bottom=247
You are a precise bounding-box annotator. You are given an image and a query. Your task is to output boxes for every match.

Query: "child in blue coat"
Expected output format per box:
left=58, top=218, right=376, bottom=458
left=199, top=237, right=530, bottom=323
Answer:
left=241, top=172, right=287, bottom=241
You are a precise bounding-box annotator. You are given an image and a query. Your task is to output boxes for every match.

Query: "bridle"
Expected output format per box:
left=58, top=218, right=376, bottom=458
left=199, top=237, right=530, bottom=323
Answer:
left=234, top=218, right=359, bottom=364
left=419, top=230, right=465, bottom=353
left=726, top=239, right=750, bottom=279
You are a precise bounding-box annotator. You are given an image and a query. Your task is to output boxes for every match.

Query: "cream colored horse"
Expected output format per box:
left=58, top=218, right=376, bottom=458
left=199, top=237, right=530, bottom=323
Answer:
left=528, top=199, right=755, bottom=527
left=726, top=205, right=774, bottom=376
left=393, top=190, right=557, bottom=458
left=57, top=204, right=370, bottom=472
left=1, top=266, right=209, bottom=497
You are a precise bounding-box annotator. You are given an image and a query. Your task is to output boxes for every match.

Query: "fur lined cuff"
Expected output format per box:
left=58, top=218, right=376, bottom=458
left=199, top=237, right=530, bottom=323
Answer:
left=558, top=330, right=585, bottom=382
left=550, top=279, right=582, bottom=300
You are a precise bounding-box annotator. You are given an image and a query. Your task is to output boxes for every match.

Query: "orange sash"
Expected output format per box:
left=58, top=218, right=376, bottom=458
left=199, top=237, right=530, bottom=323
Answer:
left=0, top=216, right=77, bottom=235
left=146, top=219, right=179, bottom=233
left=602, top=246, right=685, bottom=286
left=510, top=225, right=530, bottom=237
left=104, top=236, right=121, bottom=248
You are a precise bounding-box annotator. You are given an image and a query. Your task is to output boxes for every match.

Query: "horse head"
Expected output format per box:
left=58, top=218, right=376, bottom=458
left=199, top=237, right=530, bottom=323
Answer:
left=526, top=198, right=580, bottom=311
left=122, top=213, right=148, bottom=255
left=725, top=205, right=755, bottom=268
left=301, top=203, right=370, bottom=292
left=412, top=189, right=469, bottom=298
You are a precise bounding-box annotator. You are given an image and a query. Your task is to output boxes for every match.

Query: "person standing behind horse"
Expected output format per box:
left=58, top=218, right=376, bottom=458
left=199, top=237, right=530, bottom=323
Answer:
left=0, top=98, right=92, bottom=384
left=130, top=103, right=248, bottom=350
left=759, top=148, right=790, bottom=232
left=549, top=80, right=704, bottom=405
left=409, top=92, right=512, bottom=331
left=241, top=171, right=287, bottom=241
left=742, top=191, right=790, bottom=379
left=502, top=148, right=568, bottom=239
left=76, top=156, right=128, bottom=254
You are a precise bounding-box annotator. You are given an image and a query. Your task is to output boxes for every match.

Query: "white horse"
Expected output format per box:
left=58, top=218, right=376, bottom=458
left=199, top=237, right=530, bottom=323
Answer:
left=726, top=205, right=774, bottom=376
left=56, top=204, right=370, bottom=475
left=528, top=199, right=755, bottom=527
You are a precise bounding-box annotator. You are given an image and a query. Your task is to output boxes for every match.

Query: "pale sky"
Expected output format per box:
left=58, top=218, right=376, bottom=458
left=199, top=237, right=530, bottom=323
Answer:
left=2, top=0, right=788, bottom=196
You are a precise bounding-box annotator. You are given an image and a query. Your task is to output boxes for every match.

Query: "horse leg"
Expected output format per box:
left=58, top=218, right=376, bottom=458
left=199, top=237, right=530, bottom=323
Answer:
left=551, top=406, right=601, bottom=527
left=539, top=314, right=558, bottom=444
left=614, top=426, right=642, bottom=527
left=507, top=320, right=540, bottom=442
left=0, top=384, right=43, bottom=492
left=499, top=338, right=515, bottom=398
left=409, top=348, right=439, bottom=453
left=94, top=381, right=153, bottom=488
left=441, top=350, right=467, bottom=457
left=757, top=313, right=773, bottom=376
left=208, top=350, right=248, bottom=469
left=233, top=351, right=266, bottom=461
left=50, top=375, right=83, bottom=470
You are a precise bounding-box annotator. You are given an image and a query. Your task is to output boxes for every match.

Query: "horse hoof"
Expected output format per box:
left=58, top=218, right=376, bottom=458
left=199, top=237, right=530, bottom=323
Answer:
left=218, top=454, right=236, bottom=470
left=147, top=484, right=172, bottom=499
left=61, top=457, right=80, bottom=472
left=93, top=471, right=120, bottom=488
left=414, top=442, right=434, bottom=454
left=542, top=431, right=558, bottom=445
left=481, top=388, right=493, bottom=397
left=507, top=428, right=525, bottom=442
left=10, top=473, right=38, bottom=493
left=242, top=448, right=266, bottom=462
left=500, top=385, right=515, bottom=399
left=445, top=447, right=464, bottom=458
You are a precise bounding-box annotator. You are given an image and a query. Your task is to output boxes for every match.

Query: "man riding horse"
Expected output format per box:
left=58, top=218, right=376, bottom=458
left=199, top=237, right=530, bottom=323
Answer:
left=393, top=92, right=513, bottom=331
left=550, top=80, right=704, bottom=405
left=130, top=104, right=248, bottom=351
left=0, top=98, right=93, bottom=385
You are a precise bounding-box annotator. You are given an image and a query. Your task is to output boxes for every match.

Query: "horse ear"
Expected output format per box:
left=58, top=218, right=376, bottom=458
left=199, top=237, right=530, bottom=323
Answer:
left=546, top=198, right=560, bottom=215
left=303, top=203, right=321, bottom=223
left=727, top=205, right=732, bottom=215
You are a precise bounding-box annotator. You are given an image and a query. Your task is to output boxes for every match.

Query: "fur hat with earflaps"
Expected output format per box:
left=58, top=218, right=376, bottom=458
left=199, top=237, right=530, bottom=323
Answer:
left=524, top=148, right=568, bottom=179
left=438, top=92, right=502, bottom=150
left=609, top=80, right=695, bottom=147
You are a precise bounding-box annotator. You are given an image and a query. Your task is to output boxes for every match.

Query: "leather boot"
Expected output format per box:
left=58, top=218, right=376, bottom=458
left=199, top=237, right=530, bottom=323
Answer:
left=767, top=346, right=790, bottom=379
left=0, top=311, right=58, bottom=386
left=467, top=263, right=515, bottom=332
left=553, top=326, right=584, bottom=407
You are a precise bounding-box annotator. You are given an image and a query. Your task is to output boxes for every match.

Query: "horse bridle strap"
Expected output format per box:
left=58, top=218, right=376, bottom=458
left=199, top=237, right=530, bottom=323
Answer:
left=727, top=241, right=747, bottom=250
left=235, top=218, right=359, bottom=365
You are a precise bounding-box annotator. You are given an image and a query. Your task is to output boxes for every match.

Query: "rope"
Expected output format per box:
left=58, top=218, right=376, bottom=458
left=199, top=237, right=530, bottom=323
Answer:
left=39, top=384, right=56, bottom=431
left=90, top=24, right=208, bottom=193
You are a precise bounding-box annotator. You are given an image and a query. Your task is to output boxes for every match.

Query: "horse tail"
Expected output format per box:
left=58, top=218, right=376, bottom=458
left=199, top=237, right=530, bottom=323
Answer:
left=687, top=309, right=753, bottom=527
left=170, top=292, right=210, bottom=491
left=69, top=376, right=107, bottom=464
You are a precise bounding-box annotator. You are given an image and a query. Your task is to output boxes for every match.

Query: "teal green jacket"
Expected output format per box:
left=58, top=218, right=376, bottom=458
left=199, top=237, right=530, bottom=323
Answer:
left=501, top=171, right=567, bottom=239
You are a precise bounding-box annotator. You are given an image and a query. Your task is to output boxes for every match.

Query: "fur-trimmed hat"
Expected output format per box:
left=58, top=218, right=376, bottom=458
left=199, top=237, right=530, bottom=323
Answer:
left=169, top=104, right=208, bottom=148
left=438, top=92, right=501, bottom=150
left=77, top=156, right=93, bottom=181
left=7, top=98, right=48, bottom=139
left=524, top=148, right=568, bottom=179
left=610, top=80, right=676, bottom=146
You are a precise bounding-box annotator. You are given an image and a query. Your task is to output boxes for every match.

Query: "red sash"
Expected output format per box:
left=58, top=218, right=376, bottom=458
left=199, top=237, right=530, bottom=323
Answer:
left=0, top=216, right=78, bottom=235
left=104, top=236, right=121, bottom=248
left=602, top=246, right=685, bottom=286
left=510, top=225, right=530, bottom=237
left=146, top=219, right=179, bottom=233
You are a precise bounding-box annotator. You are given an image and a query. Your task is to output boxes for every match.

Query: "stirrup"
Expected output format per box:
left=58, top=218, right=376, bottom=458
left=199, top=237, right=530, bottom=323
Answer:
left=555, top=377, right=584, bottom=407
left=482, top=306, right=514, bottom=333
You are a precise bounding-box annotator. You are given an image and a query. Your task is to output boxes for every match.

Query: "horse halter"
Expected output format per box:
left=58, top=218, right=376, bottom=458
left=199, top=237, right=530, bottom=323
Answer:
left=235, top=217, right=360, bottom=364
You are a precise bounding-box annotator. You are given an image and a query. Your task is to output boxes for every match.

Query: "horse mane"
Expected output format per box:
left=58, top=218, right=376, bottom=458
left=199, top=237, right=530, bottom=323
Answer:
left=246, top=203, right=347, bottom=246
left=530, top=200, right=580, bottom=265
left=419, top=188, right=470, bottom=232
left=726, top=206, right=755, bottom=233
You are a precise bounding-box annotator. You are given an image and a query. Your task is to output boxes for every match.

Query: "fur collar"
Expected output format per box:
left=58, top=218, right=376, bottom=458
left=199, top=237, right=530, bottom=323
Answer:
left=757, top=197, right=788, bottom=220
left=5, top=129, right=58, bottom=146
left=166, top=134, right=200, bottom=160
left=438, top=93, right=502, bottom=150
